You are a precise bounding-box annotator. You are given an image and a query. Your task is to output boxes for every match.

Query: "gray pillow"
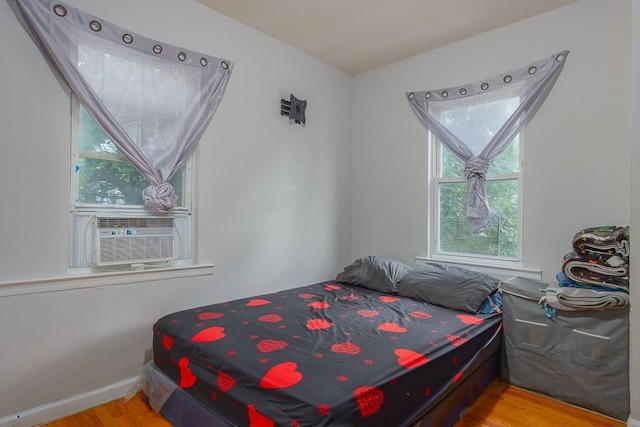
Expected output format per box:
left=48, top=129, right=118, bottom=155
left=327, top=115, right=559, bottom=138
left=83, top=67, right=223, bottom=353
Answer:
left=335, top=256, right=412, bottom=294
left=397, top=263, right=499, bottom=313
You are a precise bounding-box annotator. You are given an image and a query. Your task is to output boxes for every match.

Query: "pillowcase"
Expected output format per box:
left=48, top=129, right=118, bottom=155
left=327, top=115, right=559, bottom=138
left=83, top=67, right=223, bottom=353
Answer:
left=335, top=256, right=412, bottom=294
left=397, top=263, right=499, bottom=313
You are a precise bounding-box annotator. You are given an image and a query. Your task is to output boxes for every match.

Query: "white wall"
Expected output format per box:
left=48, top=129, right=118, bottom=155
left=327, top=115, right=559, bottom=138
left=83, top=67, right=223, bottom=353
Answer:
left=0, top=0, right=352, bottom=421
left=352, top=0, right=636, bottom=422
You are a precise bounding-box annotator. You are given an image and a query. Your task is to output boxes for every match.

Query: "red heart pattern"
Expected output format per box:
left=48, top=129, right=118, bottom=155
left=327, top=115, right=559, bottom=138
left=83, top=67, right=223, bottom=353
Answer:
left=307, top=301, right=330, bottom=309
left=178, top=357, right=197, bottom=388
left=258, top=314, right=282, bottom=323
left=394, top=348, right=428, bottom=369
left=162, top=335, right=174, bottom=350
left=379, top=296, right=399, bottom=303
left=324, top=284, right=341, bottom=291
left=246, top=299, right=271, bottom=307
left=446, top=334, right=468, bottom=347
left=260, top=362, right=303, bottom=389
left=377, top=322, right=407, bottom=333
left=218, top=370, right=236, bottom=392
left=256, top=339, right=288, bottom=353
left=192, top=326, right=226, bottom=343
left=330, top=341, right=361, bottom=355
left=306, top=319, right=333, bottom=330
left=456, top=314, right=484, bottom=325
left=353, top=386, right=384, bottom=417
left=357, top=310, right=379, bottom=318
left=198, top=312, right=224, bottom=320
left=247, top=404, right=275, bottom=427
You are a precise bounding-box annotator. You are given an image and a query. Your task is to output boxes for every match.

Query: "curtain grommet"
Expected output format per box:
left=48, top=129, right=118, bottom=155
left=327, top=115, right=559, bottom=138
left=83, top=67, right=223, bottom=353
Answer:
left=556, top=54, right=565, bottom=62
left=408, top=93, right=414, bottom=100
left=441, top=91, right=448, bottom=98
left=481, top=82, right=489, bottom=90
left=178, top=52, right=187, bottom=62
left=200, top=57, right=208, bottom=67
left=153, top=44, right=163, bottom=54
left=221, top=61, right=228, bottom=69
left=528, top=66, right=537, bottom=75
left=89, top=20, right=102, bottom=32
left=122, top=33, right=133, bottom=44
left=503, top=75, right=512, bottom=83
left=425, top=92, right=431, bottom=99
left=459, top=88, right=467, bottom=95
left=53, top=4, right=67, bottom=17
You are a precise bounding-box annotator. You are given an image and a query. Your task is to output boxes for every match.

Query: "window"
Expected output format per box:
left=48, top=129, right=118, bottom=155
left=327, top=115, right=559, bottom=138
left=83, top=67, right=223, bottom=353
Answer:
left=69, top=100, right=193, bottom=270
left=14, top=0, right=232, bottom=273
left=430, top=102, right=522, bottom=261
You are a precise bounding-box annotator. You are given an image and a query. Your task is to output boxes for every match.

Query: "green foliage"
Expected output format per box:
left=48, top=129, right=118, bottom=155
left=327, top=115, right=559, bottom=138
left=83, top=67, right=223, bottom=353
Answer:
left=438, top=143, right=519, bottom=258
left=76, top=106, right=184, bottom=206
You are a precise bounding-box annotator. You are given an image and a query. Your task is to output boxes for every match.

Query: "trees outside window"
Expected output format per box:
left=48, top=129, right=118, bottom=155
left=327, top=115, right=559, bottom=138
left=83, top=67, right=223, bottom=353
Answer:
left=75, top=104, right=186, bottom=208
left=434, top=136, right=520, bottom=260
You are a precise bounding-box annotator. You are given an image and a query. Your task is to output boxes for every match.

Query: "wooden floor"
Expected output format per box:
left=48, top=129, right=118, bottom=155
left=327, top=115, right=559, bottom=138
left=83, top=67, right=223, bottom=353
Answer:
left=44, top=380, right=625, bottom=427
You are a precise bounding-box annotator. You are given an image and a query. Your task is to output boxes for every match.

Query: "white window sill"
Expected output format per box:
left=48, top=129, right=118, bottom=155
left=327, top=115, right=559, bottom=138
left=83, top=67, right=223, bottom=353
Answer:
left=0, top=262, right=214, bottom=298
left=415, top=256, right=542, bottom=281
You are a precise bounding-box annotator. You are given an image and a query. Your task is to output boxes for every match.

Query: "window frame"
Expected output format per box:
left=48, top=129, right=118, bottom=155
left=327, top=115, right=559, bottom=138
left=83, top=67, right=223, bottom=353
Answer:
left=428, top=132, right=524, bottom=265
left=68, top=97, right=195, bottom=272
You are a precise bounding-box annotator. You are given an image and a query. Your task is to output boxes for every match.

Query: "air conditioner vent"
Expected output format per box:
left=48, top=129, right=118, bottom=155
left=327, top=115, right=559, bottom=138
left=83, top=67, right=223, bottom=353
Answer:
left=96, top=216, right=174, bottom=229
left=93, top=215, right=175, bottom=267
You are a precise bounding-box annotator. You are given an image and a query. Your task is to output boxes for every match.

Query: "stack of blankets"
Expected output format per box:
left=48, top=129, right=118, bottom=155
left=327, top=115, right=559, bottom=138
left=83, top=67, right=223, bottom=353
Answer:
left=546, top=225, right=630, bottom=311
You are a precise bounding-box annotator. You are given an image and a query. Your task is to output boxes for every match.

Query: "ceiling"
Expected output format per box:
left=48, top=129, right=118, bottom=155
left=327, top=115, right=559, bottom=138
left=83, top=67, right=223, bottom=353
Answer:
left=198, top=0, right=578, bottom=75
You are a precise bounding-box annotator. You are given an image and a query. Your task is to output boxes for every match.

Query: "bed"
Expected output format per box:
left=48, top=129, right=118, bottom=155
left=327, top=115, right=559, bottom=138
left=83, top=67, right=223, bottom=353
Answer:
left=142, top=258, right=503, bottom=427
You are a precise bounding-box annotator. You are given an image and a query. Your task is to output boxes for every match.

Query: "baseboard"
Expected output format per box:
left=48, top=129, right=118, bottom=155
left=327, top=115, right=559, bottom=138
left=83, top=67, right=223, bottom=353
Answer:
left=628, top=417, right=640, bottom=427
left=0, top=377, right=138, bottom=427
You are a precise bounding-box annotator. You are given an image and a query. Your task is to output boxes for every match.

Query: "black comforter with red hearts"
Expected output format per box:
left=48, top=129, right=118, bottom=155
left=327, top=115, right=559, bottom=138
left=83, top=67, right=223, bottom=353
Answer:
left=152, top=281, right=501, bottom=427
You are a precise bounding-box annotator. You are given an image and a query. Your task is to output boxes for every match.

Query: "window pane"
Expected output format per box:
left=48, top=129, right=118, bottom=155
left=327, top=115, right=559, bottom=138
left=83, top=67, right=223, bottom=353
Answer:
left=77, top=157, right=147, bottom=205
left=440, top=147, right=464, bottom=178
left=77, top=105, right=185, bottom=207
left=438, top=180, right=518, bottom=258
left=79, top=106, right=117, bottom=154
left=487, top=136, right=520, bottom=175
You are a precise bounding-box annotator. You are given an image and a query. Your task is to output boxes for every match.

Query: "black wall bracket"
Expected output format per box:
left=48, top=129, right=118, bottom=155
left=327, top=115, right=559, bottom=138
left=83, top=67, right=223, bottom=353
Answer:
left=280, top=94, right=307, bottom=126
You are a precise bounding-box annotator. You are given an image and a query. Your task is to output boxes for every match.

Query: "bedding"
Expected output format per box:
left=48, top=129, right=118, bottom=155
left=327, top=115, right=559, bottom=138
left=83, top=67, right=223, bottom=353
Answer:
left=562, top=250, right=629, bottom=289
left=571, top=225, right=630, bottom=257
left=397, top=263, right=499, bottom=314
left=543, top=283, right=630, bottom=311
left=335, top=256, right=412, bottom=294
left=151, top=280, right=502, bottom=426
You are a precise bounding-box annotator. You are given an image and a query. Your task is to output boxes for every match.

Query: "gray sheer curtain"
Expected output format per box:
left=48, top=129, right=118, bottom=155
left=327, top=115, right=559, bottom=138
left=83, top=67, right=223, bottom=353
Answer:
left=407, top=50, right=568, bottom=232
left=15, top=0, right=233, bottom=214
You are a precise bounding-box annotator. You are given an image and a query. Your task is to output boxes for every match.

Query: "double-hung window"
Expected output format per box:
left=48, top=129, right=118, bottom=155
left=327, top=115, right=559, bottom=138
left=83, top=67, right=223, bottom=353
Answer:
left=409, top=51, right=568, bottom=268
left=69, top=104, right=194, bottom=271
left=430, top=101, right=522, bottom=261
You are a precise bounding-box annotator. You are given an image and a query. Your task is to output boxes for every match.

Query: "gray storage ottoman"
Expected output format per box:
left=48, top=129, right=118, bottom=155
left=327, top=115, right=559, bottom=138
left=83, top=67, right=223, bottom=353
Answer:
left=500, top=276, right=629, bottom=420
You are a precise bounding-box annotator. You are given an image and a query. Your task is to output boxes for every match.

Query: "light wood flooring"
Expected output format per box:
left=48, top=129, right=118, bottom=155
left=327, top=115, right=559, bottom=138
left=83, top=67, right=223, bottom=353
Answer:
left=43, top=380, right=625, bottom=427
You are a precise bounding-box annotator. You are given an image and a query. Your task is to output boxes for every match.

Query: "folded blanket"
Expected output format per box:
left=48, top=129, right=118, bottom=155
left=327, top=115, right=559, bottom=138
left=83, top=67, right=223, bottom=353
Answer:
left=556, top=272, right=629, bottom=294
left=544, top=283, right=629, bottom=311
left=562, top=251, right=629, bottom=289
left=572, top=225, right=630, bottom=257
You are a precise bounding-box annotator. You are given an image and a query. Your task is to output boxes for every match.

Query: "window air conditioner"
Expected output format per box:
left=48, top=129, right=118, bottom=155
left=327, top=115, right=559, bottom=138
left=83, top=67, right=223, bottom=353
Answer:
left=93, top=215, right=175, bottom=267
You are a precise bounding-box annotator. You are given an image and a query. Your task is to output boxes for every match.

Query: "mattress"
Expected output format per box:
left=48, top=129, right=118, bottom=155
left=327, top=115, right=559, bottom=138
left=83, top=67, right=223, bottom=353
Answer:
left=151, top=281, right=502, bottom=426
